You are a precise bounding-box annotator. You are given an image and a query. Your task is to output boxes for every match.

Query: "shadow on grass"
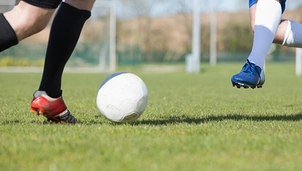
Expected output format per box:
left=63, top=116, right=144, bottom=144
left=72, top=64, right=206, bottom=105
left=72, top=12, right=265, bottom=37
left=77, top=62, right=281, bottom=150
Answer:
left=131, top=113, right=302, bottom=125
left=1, top=113, right=302, bottom=126
left=0, top=120, right=70, bottom=125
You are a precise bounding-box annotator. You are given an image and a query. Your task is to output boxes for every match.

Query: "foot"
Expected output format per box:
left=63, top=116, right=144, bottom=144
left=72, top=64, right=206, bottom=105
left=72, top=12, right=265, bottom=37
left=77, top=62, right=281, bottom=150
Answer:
left=30, top=91, right=77, bottom=124
left=231, top=60, right=265, bottom=89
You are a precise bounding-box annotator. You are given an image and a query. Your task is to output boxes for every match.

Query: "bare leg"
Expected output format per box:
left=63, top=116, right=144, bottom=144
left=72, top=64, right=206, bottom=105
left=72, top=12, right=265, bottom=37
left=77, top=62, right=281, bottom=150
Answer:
left=3, top=1, right=55, bottom=41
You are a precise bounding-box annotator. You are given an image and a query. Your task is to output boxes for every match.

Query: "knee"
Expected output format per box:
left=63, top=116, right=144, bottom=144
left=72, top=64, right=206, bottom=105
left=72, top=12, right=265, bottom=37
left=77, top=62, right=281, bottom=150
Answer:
left=250, top=20, right=255, bottom=33
left=251, top=25, right=255, bottom=33
left=23, top=15, right=50, bottom=34
left=14, top=12, right=52, bottom=40
left=5, top=1, right=54, bottom=40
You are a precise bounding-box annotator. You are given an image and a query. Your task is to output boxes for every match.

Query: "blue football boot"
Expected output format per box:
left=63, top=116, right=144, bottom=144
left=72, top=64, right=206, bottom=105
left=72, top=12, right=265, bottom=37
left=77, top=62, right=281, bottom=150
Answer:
left=231, top=60, right=265, bottom=89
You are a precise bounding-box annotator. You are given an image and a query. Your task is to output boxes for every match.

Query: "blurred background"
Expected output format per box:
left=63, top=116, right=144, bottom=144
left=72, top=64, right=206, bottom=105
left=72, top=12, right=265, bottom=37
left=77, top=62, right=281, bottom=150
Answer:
left=0, top=0, right=301, bottom=73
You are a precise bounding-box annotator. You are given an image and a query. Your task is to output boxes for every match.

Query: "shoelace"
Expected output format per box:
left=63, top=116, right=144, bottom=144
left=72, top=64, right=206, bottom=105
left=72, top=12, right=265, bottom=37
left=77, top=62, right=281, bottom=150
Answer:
left=242, top=60, right=260, bottom=75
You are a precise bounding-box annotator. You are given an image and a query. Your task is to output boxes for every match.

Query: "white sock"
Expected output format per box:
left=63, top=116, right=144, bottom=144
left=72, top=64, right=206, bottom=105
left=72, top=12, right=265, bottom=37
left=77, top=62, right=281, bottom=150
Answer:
left=247, top=0, right=282, bottom=69
left=34, top=90, right=59, bottom=101
left=282, top=20, right=302, bottom=48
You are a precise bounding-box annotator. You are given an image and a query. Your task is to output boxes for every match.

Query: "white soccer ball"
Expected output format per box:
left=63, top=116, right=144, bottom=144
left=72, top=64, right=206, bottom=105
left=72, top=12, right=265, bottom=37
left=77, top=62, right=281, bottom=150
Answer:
left=96, top=72, right=148, bottom=123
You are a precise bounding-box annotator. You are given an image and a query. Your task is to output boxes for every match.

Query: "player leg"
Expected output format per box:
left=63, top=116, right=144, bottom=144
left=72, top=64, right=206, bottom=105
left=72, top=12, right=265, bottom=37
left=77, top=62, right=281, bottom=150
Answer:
left=31, top=0, right=95, bottom=124
left=0, top=1, right=56, bottom=52
left=249, top=0, right=302, bottom=48
left=231, top=0, right=283, bottom=89
left=274, top=20, right=302, bottom=47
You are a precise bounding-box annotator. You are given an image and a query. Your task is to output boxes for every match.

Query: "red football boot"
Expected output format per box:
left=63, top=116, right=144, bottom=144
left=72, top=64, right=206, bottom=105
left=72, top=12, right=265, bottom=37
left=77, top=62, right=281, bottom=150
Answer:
left=30, top=91, right=77, bottom=124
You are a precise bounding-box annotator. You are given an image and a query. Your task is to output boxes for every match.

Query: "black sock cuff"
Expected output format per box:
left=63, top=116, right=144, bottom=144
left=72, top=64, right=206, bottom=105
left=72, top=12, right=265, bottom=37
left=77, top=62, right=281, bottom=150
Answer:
left=0, top=14, right=18, bottom=52
left=60, top=2, right=91, bottom=20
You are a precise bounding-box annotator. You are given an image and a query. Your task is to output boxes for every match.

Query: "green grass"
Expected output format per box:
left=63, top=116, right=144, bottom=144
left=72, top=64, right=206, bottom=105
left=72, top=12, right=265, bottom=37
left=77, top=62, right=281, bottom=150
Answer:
left=1, top=63, right=302, bottom=171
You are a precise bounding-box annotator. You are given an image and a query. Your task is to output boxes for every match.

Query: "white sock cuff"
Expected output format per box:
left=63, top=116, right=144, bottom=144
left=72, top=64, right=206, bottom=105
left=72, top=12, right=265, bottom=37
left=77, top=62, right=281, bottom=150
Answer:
left=282, top=20, right=302, bottom=48
left=34, top=90, right=59, bottom=101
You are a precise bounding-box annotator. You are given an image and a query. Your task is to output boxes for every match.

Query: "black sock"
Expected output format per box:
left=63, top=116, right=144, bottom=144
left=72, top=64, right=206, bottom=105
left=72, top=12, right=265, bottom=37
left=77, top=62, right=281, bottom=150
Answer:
left=0, top=14, right=18, bottom=52
left=38, top=2, right=91, bottom=98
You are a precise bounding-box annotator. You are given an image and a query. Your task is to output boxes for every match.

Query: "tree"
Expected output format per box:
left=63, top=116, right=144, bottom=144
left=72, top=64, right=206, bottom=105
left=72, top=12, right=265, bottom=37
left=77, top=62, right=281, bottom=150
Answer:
left=118, top=0, right=165, bottom=61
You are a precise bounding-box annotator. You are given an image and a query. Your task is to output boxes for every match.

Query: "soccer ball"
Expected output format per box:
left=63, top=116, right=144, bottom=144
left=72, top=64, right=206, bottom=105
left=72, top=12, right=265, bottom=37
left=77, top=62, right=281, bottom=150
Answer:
left=96, top=72, right=148, bottom=123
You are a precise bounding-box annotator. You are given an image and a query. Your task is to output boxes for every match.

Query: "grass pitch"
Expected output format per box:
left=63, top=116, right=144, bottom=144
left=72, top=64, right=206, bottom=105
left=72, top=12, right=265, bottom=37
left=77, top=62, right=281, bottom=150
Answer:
left=1, top=63, right=302, bottom=171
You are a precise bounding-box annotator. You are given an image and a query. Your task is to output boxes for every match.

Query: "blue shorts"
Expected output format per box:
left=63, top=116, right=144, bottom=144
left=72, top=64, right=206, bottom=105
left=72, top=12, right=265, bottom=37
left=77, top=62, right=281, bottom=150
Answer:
left=249, top=0, right=286, bottom=13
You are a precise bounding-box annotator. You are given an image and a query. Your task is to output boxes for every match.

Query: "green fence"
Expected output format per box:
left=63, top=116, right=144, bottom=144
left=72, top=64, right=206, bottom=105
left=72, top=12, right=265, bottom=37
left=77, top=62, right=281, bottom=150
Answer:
left=0, top=42, right=297, bottom=67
